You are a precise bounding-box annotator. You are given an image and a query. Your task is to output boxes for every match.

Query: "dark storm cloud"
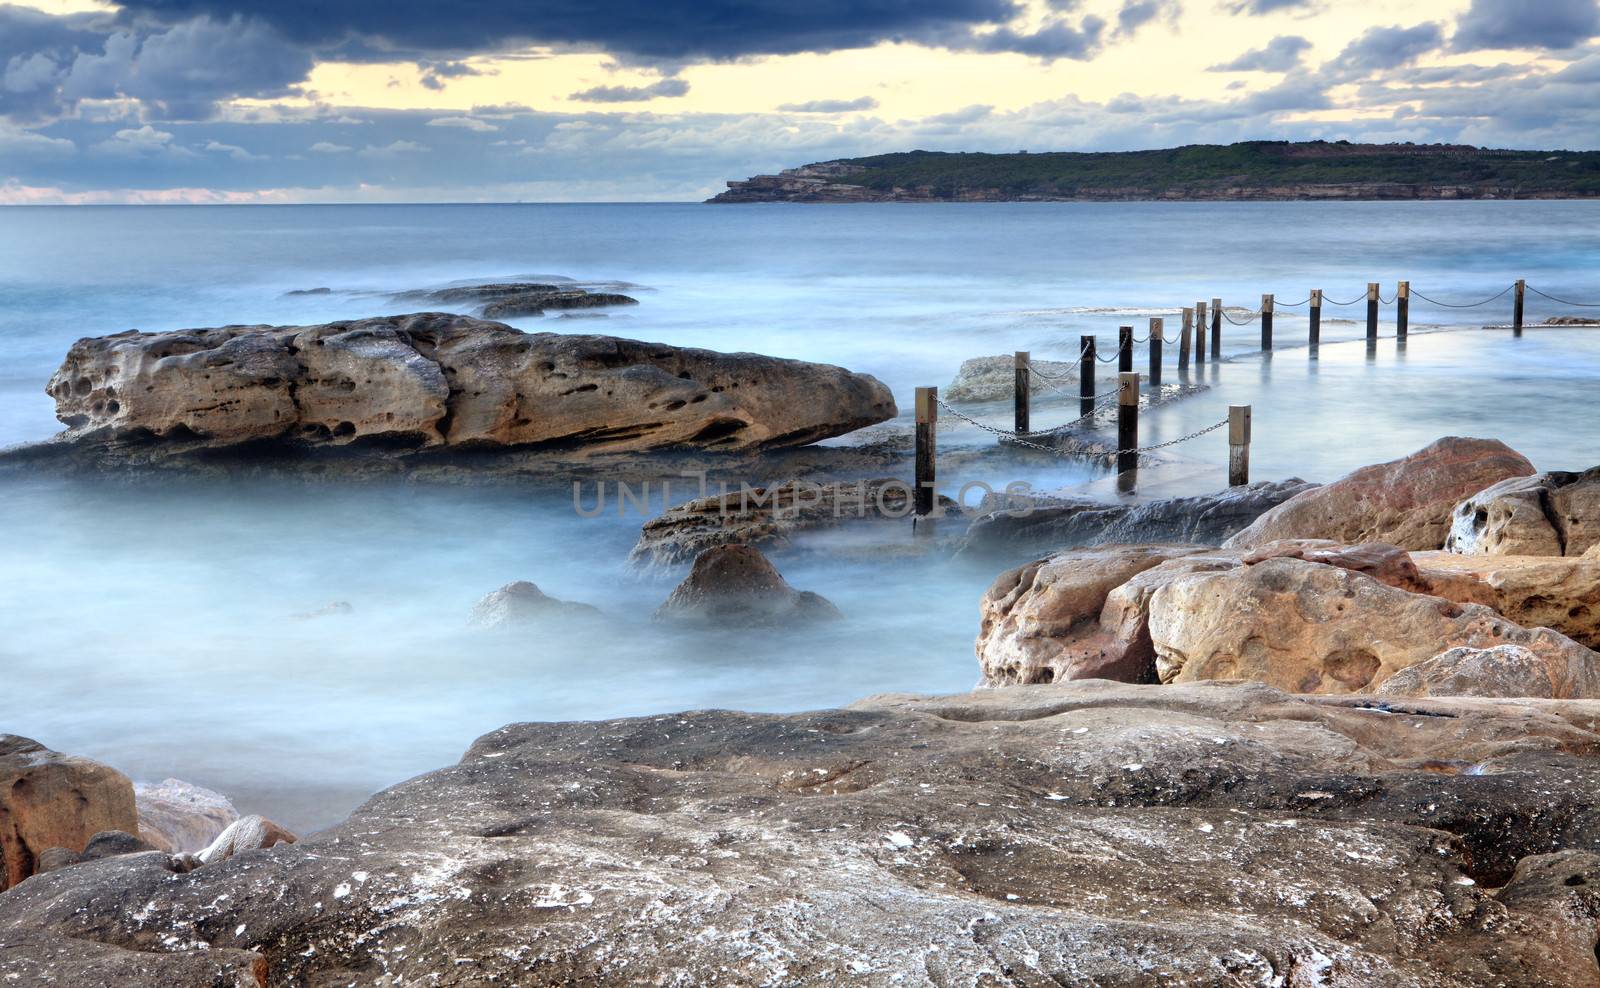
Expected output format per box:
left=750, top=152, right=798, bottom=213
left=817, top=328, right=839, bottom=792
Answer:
left=960, top=16, right=1108, bottom=58
left=1453, top=0, right=1600, bottom=51
left=1209, top=34, right=1311, bottom=71
left=0, top=4, right=109, bottom=121
left=569, top=78, right=690, bottom=102
left=777, top=97, right=880, bottom=112
left=109, top=0, right=1042, bottom=61
left=1331, top=23, right=1444, bottom=77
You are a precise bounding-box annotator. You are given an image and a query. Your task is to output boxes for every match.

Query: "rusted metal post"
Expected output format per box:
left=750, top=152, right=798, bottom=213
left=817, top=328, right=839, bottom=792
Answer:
left=914, top=386, right=936, bottom=532
left=1079, top=335, right=1096, bottom=419
left=1013, top=351, right=1029, bottom=435
left=1228, top=405, right=1251, bottom=487
left=1148, top=317, right=1163, bottom=390
left=1117, top=372, right=1139, bottom=494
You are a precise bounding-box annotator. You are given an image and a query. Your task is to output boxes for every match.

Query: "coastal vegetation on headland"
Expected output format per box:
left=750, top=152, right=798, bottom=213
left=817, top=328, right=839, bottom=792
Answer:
left=709, top=140, right=1600, bottom=202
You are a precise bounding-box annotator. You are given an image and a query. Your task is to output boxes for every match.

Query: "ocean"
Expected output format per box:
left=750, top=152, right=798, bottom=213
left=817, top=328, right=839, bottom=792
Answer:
left=2, top=200, right=1599, bottom=830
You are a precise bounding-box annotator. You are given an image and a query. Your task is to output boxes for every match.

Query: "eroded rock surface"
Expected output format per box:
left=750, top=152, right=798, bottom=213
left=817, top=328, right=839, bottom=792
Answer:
left=945, top=354, right=1084, bottom=402
left=1446, top=468, right=1600, bottom=557
left=0, top=736, right=138, bottom=891
left=1375, top=644, right=1600, bottom=700
left=135, top=780, right=240, bottom=855
left=960, top=479, right=1315, bottom=563
left=655, top=544, right=841, bottom=627
left=7, top=682, right=1600, bottom=986
left=1151, top=556, right=1598, bottom=695
left=47, top=314, right=896, bottom=455
left=1414, top=551, right=1600, bottom=649
left=1225, top=438, right=1535, bottom=551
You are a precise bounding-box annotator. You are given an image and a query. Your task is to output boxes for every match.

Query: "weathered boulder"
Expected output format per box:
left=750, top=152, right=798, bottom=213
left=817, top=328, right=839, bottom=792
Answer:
left=47, top=314, right=896, bottom=455
left=1446, top=468, right=1600, bottom=557
left=192, top=815, right=297, bottom=867
left=1413, top=551, right=1600, bottom=649
left=1240, top=538, right=1433, bottom=594
left=7, top=682, right=1600, bottom=986
left=959, top=479, right=1315, bottom=562
left=394, top=280, right=640, bottom=321
left=655, top=544, right=840, bottom=627
left=1376, top=644, right=1600, bottom=700
left=135, top=780, right=239, bottom=855
left=468, top=581, right=601, bottom=629
left=0, top=736, right=138, bottom=891
left=1224, top=438, right=1536, bottom=551
left=1150, top=556, right=1600, bottom=696
left=945, top=354, right=1083, bottom=402
left=631, top=478, right=958, bottom=568
left=977, top=544, right=1213, bottom=686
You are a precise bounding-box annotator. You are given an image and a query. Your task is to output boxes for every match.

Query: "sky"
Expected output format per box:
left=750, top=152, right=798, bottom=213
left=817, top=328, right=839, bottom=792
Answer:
left=1, top=0, right=1598, bottom=202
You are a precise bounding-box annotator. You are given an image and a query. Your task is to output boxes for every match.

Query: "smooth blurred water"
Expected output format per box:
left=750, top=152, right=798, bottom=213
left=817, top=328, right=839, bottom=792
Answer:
left=2, top=201, right=1599, bottom=831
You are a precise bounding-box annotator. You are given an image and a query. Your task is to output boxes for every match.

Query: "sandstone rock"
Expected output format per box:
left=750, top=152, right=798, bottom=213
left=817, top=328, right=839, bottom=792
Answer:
left=1446, top=467, right=1600, bottom=557
left=47, top=314, right=896, bottom=455
left=135, top=779, right=240, bottom=855
left=960, top=479, right=1315, bottom=562
left=1150, top=555, right=1599, bottom=695
left=1375, top=644, right=1600, bottom=700
left=32, top=848, right=81, bottom=874
left=8, top=682, right=1600, bottom=986
left=655, top=544, right=840, bottom=627
left=468, top=581, right=600, bottom=629
left=945, top=354, right=1083, bottom=402
left=0, top=735, right=138, bottom=891
left=1412, top=551, right=1600, bottom=649
left=194, top=815, right=297, bottom=867
left=80, top=830, right=159, bottom=861
left=977, top=544, right=1213, bottom=686
left=631, top=478, right=960, bottom=568
left=1224, top=437, right=1536, bottom=551
left=1240, top=538, right=1433, bottom=593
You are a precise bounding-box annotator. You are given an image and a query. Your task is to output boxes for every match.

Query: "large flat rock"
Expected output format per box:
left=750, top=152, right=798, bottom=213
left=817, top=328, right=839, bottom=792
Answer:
left=5, top=683, right=1600, bottom=986
left=46, top=313, right=896, bottom=456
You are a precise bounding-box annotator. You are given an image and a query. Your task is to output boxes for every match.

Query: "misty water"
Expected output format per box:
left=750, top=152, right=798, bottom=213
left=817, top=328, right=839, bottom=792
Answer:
left=3, top=201, right=1600, bottom=831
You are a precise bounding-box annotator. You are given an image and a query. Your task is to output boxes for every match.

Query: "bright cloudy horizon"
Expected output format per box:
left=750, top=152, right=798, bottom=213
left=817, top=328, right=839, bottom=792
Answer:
left=2, top=0, right=1599, bottom=203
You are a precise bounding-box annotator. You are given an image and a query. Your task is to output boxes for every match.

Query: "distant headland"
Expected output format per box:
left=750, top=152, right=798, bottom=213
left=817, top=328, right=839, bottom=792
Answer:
left=707, top=141, right=1600, bottom=203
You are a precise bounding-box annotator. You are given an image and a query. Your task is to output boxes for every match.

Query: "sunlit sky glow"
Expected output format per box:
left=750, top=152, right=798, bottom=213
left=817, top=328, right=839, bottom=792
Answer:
left=2, top=0, right=1597, bottom=202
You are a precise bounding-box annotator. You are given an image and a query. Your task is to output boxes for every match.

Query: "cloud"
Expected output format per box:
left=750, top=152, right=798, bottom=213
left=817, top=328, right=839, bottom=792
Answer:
left=1453, top=0, right=1600, bottom=51
left=777, top=97, right=880, bottom=112
left=0, top=122, right=74, bottom=157
left=1331, top=22, right=1444, bottom=77
left=569, top=77, right=690, bottom=102
left=92, top=124, right=196, bottom=156
left=960, top=15, right=1108, bottom=58
left=418, top=58, right=487, bottom=90
left=203, top=138, right=265, bottom=159
left=1226, top=0, right=1319, bottom=13
left=427, top=115, right=499, bottom=132
left=357, top=139, right=430, bottom=156
left=309, top=141, right=352, bottom=153
left=1117, top=0, right=1181, bottom=35
left=1210, top=34, right=1311, bottom=71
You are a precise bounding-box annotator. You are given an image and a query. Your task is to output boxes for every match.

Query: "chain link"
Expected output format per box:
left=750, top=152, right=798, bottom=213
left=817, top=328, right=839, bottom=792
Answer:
left=1528, top=285, right=1600, bottom=308
left=1222, top=309, right=1259, bottom=325
left=1129, top=417, right=1228, bottom=453
left=934, top=396, right=1228, bottom=460
left=1412, top=284, right=1513, bottom=308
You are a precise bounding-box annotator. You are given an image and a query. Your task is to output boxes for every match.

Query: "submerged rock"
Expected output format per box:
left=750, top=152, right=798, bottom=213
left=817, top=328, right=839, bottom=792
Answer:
left=0, top=735, right=138, bottom=891
left=945, top=354, right=1084, bottom=402
left=134, top=779, right=240, bottom=855
left=655, top=544, right=840, bottom=627
left=1446, top=467, right=1600, bottom=557
left=630, top=478, right=958, bottom=568
left=46, top=313, right=896, bottom=456
left=1225, top=437, right=1536, bottom=551
left=960, top=478, right=1315, bottom=562
left=468, top=581, right=600, bottom=629
left=394, top=280, right=640, bottom=320
left=7, top=682, right=1600, bottom=986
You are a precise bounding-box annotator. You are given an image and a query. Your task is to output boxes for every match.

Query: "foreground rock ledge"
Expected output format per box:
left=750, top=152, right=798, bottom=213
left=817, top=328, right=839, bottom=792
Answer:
left=5, top=682, right=1600, bottom=987
left=47, top=313, right=897, bottom=455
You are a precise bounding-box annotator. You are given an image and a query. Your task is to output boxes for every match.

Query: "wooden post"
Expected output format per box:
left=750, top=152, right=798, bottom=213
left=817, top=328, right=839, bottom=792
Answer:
left=1260, top=294, right=1274, bottom=351
left=1148, top=318, right=1163, bottom=390
left=1210, top=297, right=1222, bottom=357
left=1013, top=351, right=1029, bottom=435
left=1178, top=308, right=1193, bottom=371
left=1117, top=372, right=1139, bottom=494
left=1366, top=282, right=1379, bottom=341
left=1397, top=281, right=1409, bottom=340
left=1514, top=279, right=1525, bottom=336
left=914, top=387, right=936, bottom=531
left=1309, top=289, right=1322, bottom=350
left=1118, top=325, right=1133, bottom=373
left=1228, top=405, right=1251, bottom=487
left=1079, top=335, right=1096, bottom=419
left=1195, top=301, right=1208, bottom=365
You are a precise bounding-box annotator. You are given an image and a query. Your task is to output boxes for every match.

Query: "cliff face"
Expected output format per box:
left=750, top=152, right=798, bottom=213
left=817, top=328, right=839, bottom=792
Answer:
left=708, top=141, right=1600, bottom=203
